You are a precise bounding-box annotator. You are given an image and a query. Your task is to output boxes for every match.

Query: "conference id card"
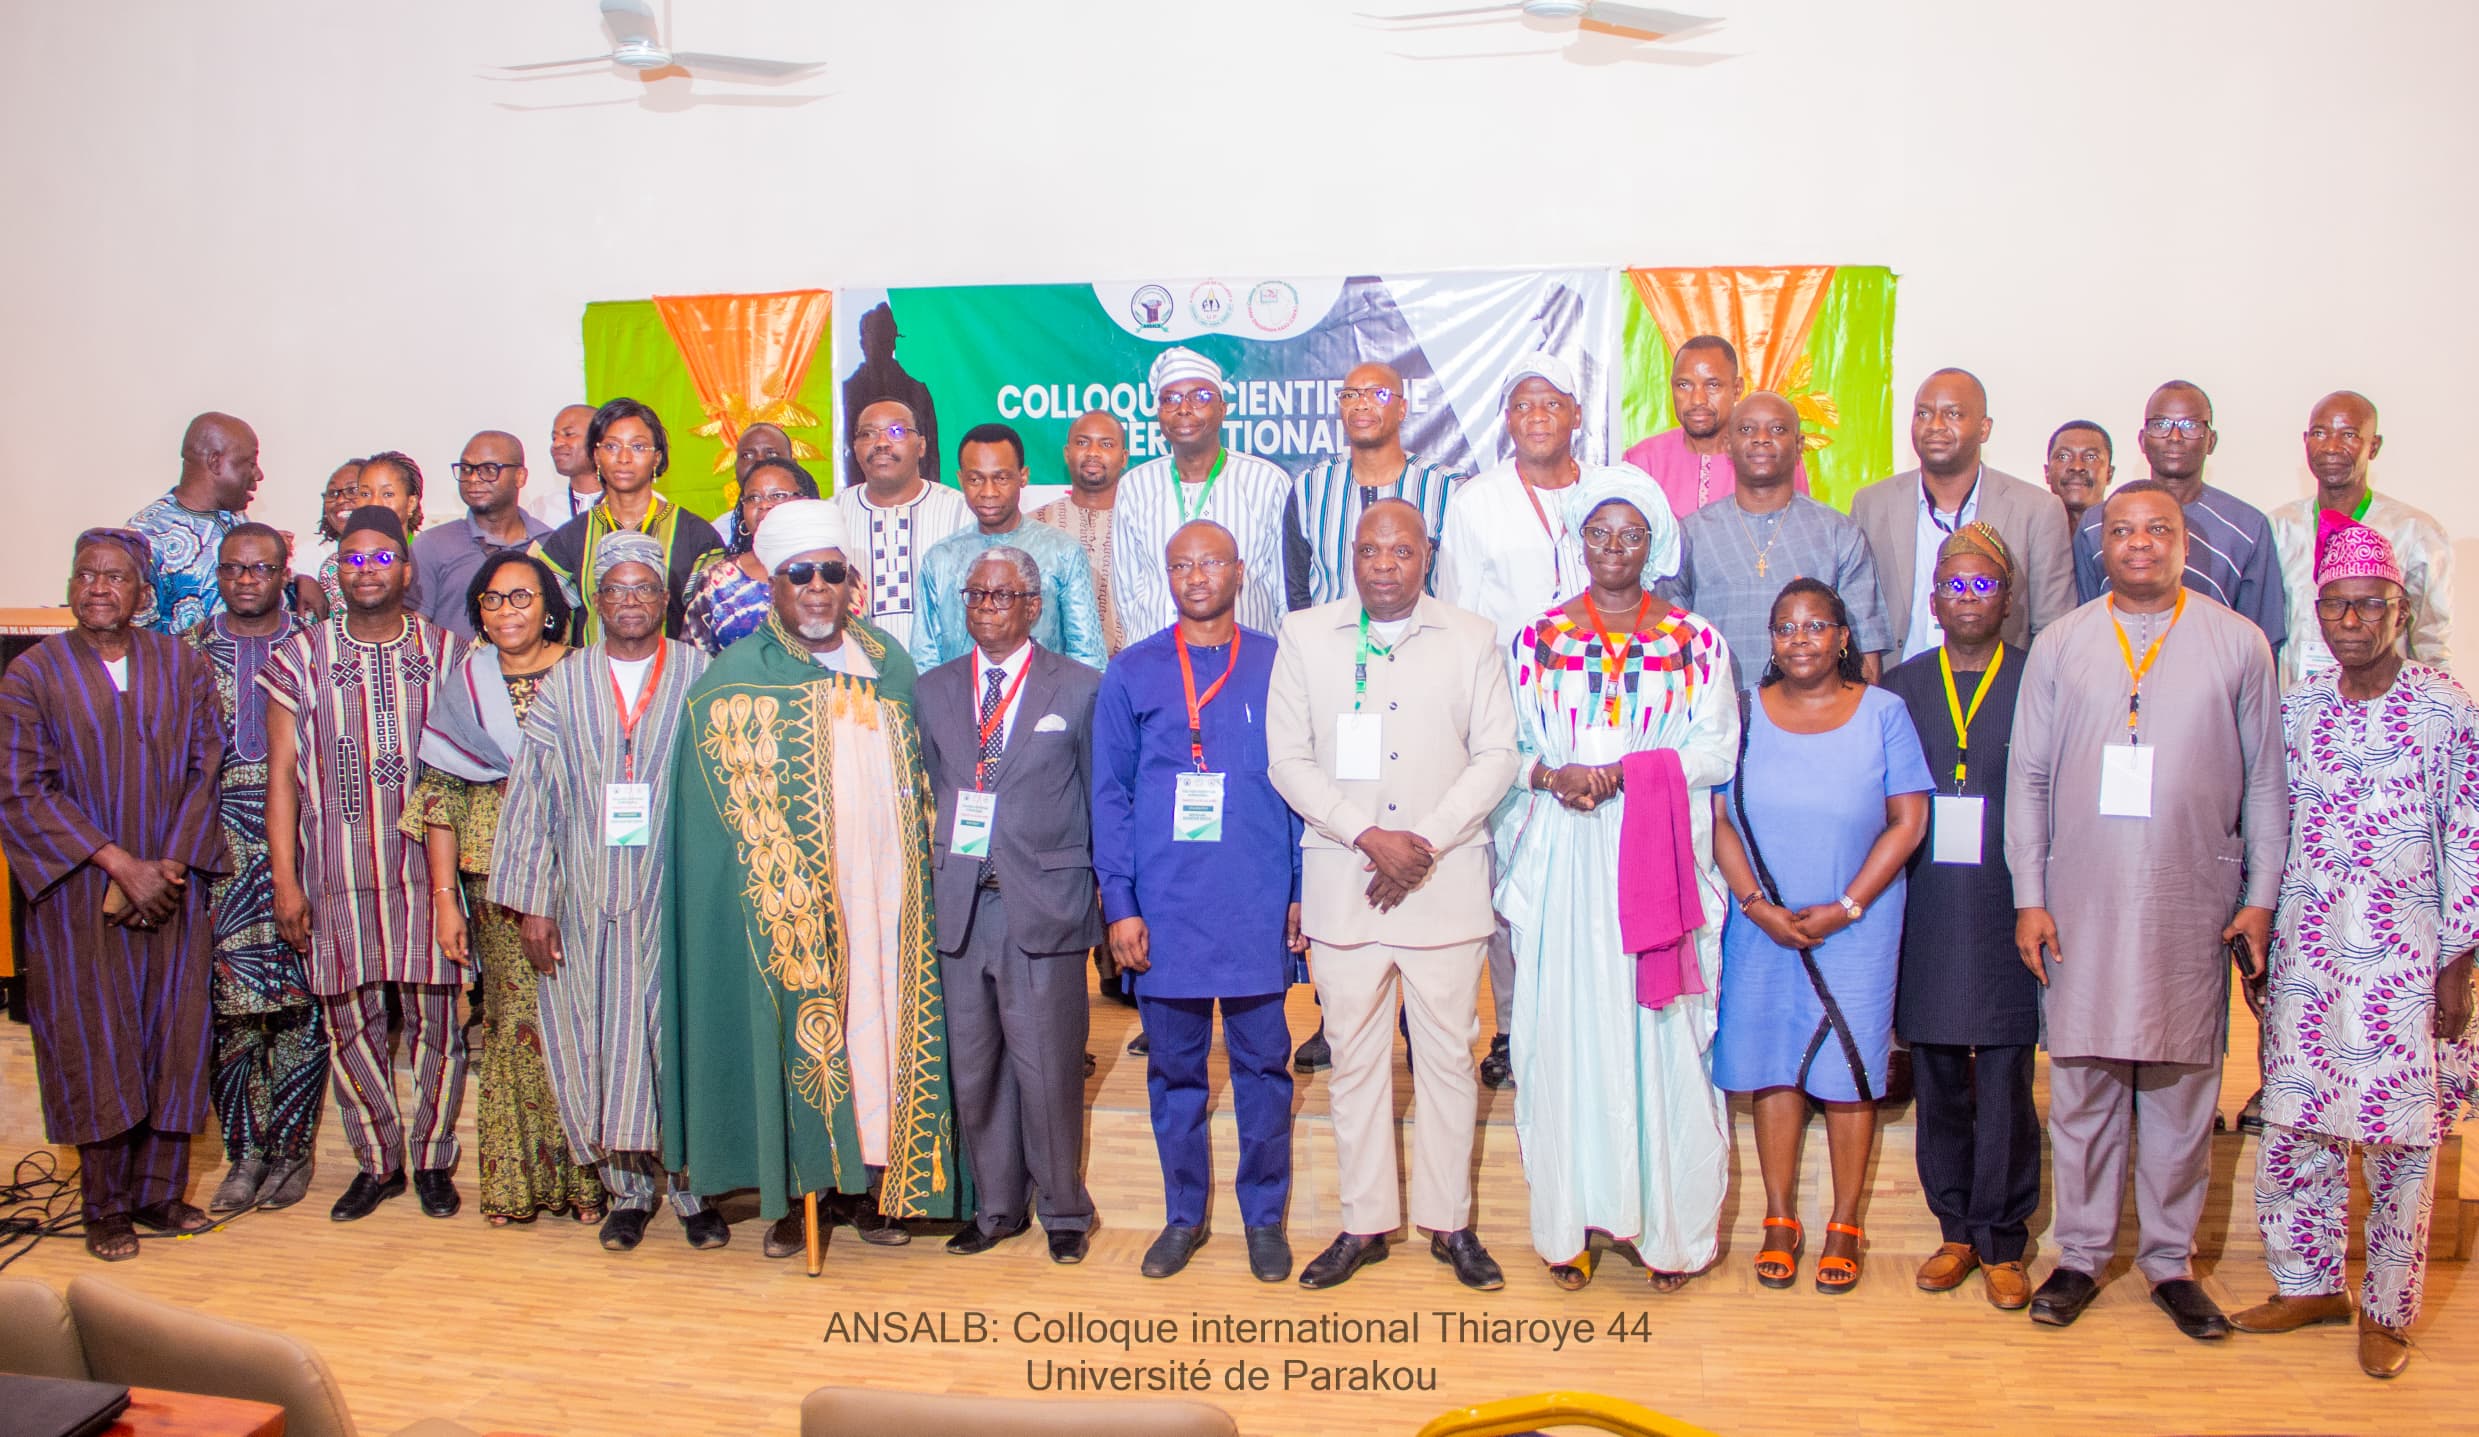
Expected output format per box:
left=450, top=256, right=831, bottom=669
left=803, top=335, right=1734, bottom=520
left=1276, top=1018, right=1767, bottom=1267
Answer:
left=1173, top=771, right=1225, bottom=843
left=1335, top=714, right=1383, bottom=782
left=1931, top=795, right=1986, bottom=865
left=951, top=789, right=998, bottom=858
left=603, top=783, right=652, bottom=848
left=2098, top=742, right=2155, bottom=819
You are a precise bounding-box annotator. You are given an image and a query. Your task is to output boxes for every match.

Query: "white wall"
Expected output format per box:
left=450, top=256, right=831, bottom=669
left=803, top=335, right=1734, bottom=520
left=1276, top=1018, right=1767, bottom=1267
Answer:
left=5, top=0, right=2472, bottom=641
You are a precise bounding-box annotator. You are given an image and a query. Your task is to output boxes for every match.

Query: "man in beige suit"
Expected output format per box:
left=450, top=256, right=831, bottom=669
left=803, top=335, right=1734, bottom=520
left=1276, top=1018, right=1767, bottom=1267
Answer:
left=1851, top=368, right=2076, bottom=662
left=1267, top=500, right=1522, bottom=1293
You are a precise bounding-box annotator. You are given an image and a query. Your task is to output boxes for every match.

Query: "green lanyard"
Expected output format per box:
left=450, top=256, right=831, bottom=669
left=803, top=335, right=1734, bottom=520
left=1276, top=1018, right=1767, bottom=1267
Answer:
left=2351, top=491, right=2373, bottom=521
left=1174, top=448, right=1230, bottom=525
left=1354, top=608, right=1397, bottom=711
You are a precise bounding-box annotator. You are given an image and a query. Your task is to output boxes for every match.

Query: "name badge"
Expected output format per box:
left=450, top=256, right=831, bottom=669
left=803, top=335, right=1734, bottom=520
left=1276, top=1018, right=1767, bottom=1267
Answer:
left=1931, top=794, right=1985, bottom=865
left=603, top=783, right=652, bottom=848
left=1335, top=713, right=1383, bottom=782
left=951, top=788, right=998, bottom=858
left=2098, top=742, right=2155, bottom=819
left=1173, top=771, right=1226, bottom=843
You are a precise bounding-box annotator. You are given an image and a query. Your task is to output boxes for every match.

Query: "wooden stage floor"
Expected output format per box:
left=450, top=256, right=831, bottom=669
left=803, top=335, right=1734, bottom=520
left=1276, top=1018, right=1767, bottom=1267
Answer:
left=1, top=982, right=2470, bottom=1435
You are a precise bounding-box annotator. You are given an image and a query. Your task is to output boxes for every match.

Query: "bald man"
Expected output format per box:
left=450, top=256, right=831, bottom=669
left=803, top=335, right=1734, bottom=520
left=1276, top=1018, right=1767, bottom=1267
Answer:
left=1851, top=369, right=2076, bottom=659
left=128, top=412, right=266, bottom=633
left=1283, top=362, right=1463, bottom=611
left=712, top=422, right=798, bottom=552
left=523, top=404, right=603, bottom=528
left=412, top=430, right=554, bottom=645
left=2267, top=390, right=2453, bottom=689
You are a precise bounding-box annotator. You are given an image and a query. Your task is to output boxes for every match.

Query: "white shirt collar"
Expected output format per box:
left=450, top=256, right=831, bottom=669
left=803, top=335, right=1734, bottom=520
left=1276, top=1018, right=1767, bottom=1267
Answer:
left=974, top=640, right=1033, bottom=685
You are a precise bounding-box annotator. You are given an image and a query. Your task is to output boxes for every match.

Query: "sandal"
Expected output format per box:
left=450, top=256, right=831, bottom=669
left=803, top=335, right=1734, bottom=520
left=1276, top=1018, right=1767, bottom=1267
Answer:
left=1754, top=1217, right=1803, bottom=1289
left=1815, top=1221, right=1864, bottom=1294
left=1548, top=1247, right=1596, bottom=1291
left=85, top=1215, right=140, bottom=1262
left=1647, top=1269, right=1692, bottom=1294
left=130, top=1200, right=211, bottom=1234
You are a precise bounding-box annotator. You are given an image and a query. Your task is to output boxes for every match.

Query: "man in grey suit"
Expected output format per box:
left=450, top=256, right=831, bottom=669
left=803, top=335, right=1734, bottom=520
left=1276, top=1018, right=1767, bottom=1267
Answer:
left=1852, top=369, right=2076, bottom=661
left=914, top=546, right=1105, bottom=1264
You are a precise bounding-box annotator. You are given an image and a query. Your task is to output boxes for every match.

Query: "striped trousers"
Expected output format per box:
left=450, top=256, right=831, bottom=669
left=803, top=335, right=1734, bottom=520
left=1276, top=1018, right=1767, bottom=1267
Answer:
left=322, top=981, right=468, bottom=1176
left=78, top=1121, right=191, bottom=1222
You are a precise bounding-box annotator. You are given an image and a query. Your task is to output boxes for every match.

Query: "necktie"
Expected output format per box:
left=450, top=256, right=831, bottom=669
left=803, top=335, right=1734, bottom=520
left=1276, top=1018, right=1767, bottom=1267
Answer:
left=979, top=662, right=1007, bottom=772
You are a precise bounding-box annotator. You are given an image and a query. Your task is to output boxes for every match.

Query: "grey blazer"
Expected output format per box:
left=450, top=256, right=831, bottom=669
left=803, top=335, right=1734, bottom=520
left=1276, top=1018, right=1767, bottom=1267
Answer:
left=915, top=643, right=1106, bottom=956
left=1851, top=465, right=2076, bottom=652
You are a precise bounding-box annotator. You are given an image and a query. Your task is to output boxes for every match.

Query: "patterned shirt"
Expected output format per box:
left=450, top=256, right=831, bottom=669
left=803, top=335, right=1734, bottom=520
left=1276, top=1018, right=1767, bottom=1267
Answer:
left=2268, top=490, right=2455, bottom=690
left=2073, top=481, right=2287, bottom=654
left=1666, top=493, right=1893, bottom=689
left=907, top=520, right=1108, bottom=672
left=1030, top=496, right=1124, bottom=655
left=833, top=480, right=973, bottom=649
left=1282, top=453, right=1462, bottom=610
left=1110, top=450, right=1292, bottom=641
left=129, top=490, right=241, bottom=633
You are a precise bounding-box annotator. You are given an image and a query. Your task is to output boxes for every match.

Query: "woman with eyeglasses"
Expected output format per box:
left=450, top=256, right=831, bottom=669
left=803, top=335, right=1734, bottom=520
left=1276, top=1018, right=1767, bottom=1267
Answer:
left=1497, top=471, right=1738, bottom=1295
left=533, top=397, right=724, bottom=644
left=1710, top=577, right=1932, bottom=1295
left=682, top=457, right=821, bottom=654
left=315, top=453, right=426, bottom=611
left=402, top=552, right=604, bottom=1227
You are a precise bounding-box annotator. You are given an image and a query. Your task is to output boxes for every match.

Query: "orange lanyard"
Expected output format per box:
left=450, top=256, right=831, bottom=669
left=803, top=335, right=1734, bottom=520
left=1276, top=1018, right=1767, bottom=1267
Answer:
left=974, top=655, right=1033, bottom=790
left=1590, top=594, right=1652, bottom=725
left=1174, top=625, right=1240, bottom=772
left=2107, top=589, right=2185, bottom=737
left=608, top=641, right=668, bottom=782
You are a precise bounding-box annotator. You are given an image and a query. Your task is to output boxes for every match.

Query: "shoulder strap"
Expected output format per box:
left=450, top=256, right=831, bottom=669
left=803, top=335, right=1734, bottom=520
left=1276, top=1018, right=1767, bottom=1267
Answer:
left=1732, top=689, right=1783, bottom=907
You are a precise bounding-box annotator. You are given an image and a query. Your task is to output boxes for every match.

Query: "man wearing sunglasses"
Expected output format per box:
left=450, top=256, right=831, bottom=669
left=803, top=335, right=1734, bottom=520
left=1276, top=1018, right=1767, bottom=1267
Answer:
left=412, top=430, right=553, bottom=646
left=833, top=399, right=973, bottom=649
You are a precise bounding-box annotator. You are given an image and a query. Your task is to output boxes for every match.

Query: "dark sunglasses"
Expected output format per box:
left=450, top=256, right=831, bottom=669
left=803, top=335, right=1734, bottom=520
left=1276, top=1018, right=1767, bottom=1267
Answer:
left=778, top=559, right=851, bottom=588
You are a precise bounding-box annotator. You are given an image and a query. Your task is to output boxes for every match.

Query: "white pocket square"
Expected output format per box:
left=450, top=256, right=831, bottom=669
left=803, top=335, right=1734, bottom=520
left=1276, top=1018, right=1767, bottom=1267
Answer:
left=1033, top=713, right=1068, bottom=734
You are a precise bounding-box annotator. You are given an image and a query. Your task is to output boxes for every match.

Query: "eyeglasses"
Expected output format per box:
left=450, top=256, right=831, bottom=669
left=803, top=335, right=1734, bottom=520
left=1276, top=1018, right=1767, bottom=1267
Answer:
left=1769, top=619, right=1843, bottom=639
left=963, top=587, right=1039, bottom=610
left=1336, top=386, right=1398, bottom=407
left=2142, top=417, right=2210, bottom=438
left=216, top=561, right=285, bottom=580
left=1157, top=389, right=1223, bottom=412
left=477, top=587, right=540, bottom=611
left=2314, top=596, right=2401, bottom=623
left=1938, top=575, right=2004, bottom=598
left=741, top=489, right=801, bottom=511
left=596, top=440, right=656, bottom=458
left=451, top=461, right=521, bottom=480
left=777, top=559, right=851, bottom=588
left=1581, top=524, right=1650, bottom=549
left=1166, top=557, right=1237, bottom=578
left=340, top=551, right=399, bottom=569
left=594, top=582, right=663, bottom=604
left=853, top=423, right=914, bottom=444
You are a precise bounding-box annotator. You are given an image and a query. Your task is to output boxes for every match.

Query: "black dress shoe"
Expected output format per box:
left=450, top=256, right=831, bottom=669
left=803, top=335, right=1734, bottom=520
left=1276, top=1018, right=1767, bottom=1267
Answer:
left=1048, top=1228, right=1090, bottom=1264
left=681, top=1208, right=730, bottom=1250
left=1245, top=1225, right=1292, bottom=1283
left=946, top=1217, right=1029, bottom=1255
left=1142, top=1224, right=1208, bottom=1279
left=1127, top=1031, right=1150, bottom=1056
left=329, top=1169, right=406, bottom=1223
left=2152, top=1277, right=2232, bottom=1339
left=851, top=1203, right=910, bottom=1247
left=2029, top=1267, right=2101, bottom=1327
left=1299, top=1231, right=1389, bottom=1289
left=1292, top=1029, right=1332, bottom=1074
left=1479, top=1034, right=1514, bottom=1090
left=599, top=1207, right=651, bottom=1251
left=762, top=1210, right=810, bottom=1260
left=1430, top=1228, right=1505, bottom=1291
left=413, top=1167, right=460, bottom=1219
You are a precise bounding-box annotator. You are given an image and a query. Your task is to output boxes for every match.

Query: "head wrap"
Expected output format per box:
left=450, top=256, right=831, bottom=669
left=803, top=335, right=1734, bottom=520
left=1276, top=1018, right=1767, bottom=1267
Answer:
left=752, top=498, right=848, bottom=576
left=2313, top=509, right=2404, bottom=589
left=1501, top=351, right=1580, bottom=406
left=1935, top=520, right=2014, bottom=576
left=74, top=526, right=154, bottom=569
left=591, top=531, right=666, bottom=587
left=1148, top=346, right=1225, bottom=398
left=1563, top=467, right=1681, bottom=585
left=340, top=505, right=408, bottom=549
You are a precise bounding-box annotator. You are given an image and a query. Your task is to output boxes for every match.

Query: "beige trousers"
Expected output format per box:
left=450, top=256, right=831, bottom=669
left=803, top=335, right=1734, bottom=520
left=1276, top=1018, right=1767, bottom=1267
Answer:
left=1311, top=937, right=1486, bottom=1235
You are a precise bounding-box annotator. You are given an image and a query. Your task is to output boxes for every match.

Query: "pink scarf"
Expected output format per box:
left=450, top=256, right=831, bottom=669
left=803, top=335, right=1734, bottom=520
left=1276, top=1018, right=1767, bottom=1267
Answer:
left=1617, top=748, right=1706, bottom=1010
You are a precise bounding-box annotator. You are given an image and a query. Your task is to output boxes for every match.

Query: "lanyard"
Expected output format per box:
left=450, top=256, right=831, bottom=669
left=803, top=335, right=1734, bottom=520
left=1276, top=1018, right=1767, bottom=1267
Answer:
left=1515, top=465, right=1571, bottom=593
left=2350, top=491, right=2373, bottom=522
left=1936, top=641, right=2004, bottom=790
left=1174, top=449, right=1230, bottom=525
left=974, top=654, right=1033, bottom=790
left=1589, top=594, right=1653, bottom=726
left=1354, top=608, right=1398, bottom=711
left=2108, top=589, right=2186, bottom=737
left=1174, top=625, right=1241, bottom=772
left=1924, top=468, right=1980, bottom=536
left=608, top=641, right=669, bottom=782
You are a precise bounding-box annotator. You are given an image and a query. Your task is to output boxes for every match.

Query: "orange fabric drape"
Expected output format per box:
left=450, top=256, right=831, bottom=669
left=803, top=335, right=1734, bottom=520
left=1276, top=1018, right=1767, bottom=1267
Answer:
left=651, top=289, right=834, bottom=475
left=1626, top=266, right=1836, bottom=392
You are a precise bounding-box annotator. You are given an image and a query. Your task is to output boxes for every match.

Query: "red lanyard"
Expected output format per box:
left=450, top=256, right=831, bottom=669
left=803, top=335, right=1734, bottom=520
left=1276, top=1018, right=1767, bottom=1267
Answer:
left=1590, top=594, right=1653, bottom=725
left=609, top=641, right=668, bottom=781
left=1174, top=625, right=1242, bottom=772
left=975, top=654, right=1033, bottom=790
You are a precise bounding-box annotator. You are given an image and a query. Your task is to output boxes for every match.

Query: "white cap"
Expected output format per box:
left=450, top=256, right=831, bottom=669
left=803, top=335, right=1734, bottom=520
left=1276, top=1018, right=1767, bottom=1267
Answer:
left=1149, top=346, right=1226, bottom=396
left=1500, top=350, right=1580, bottom=406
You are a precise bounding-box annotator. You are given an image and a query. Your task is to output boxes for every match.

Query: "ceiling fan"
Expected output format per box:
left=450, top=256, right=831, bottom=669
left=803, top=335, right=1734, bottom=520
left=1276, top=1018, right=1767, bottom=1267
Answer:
left=488, top=0, right=824, bottom=83
left=1373, top=2, right=1720, bottom=41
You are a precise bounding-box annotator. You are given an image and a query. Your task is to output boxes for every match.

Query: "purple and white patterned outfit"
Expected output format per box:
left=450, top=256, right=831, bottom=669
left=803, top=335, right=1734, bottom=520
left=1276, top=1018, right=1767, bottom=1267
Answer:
left=2256, top=662, right=2479, bottom=1326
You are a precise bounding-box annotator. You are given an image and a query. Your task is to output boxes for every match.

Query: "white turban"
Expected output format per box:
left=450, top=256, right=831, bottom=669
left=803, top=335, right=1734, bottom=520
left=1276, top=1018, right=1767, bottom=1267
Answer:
left=752, top=498, right=849, bottom=576
left=1565, top=467, right=1681, bottom=585
left=1149, top=346, right=1225, bottom=398
left=1501, top=350, right=1580, bottom=406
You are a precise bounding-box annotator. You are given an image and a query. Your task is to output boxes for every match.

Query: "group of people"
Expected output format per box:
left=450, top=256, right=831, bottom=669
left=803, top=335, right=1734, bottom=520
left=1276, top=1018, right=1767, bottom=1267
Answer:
left=3, top=334, right=2467, bottom=1385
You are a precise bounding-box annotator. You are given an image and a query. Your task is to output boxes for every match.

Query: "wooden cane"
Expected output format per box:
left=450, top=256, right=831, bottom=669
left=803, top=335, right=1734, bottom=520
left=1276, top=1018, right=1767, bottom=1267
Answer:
left=803, top=1190, right=822, bottom=1277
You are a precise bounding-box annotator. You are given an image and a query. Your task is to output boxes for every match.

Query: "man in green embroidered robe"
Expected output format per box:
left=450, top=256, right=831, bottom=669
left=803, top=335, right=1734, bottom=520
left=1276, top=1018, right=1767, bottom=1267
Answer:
left=659, top=498, right=965, bottom=1259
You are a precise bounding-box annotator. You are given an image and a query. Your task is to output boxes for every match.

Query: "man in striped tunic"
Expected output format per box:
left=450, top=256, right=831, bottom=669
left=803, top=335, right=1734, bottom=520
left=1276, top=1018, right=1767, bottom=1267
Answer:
left=1284, top=362, right=1462, bottom=611
left=1112, top=347, right=1293, bottom=639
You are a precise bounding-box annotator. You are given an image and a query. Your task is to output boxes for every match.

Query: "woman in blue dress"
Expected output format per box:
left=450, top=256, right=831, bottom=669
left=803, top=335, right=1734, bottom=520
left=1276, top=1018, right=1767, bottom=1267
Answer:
left=680, top=457, right=818, bottom=653
left=1712, top=577, right=1931, bottom=1295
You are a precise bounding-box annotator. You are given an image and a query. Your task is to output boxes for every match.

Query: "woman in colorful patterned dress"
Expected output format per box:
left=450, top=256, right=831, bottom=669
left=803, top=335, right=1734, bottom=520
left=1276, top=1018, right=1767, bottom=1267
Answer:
left=680, top=457, right=819, bottom=654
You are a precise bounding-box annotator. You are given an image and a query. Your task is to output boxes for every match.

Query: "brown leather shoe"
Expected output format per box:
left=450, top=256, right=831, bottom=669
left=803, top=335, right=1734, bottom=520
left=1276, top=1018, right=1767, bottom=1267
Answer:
left=1916, top=1242, right=1979, bottom=1292
left=2358, top=1314, right=2410, bottom=1379
left=1983, top=1260, right=2031, bottom=1310
left=2229, top=1292, right=2352, bottom=1333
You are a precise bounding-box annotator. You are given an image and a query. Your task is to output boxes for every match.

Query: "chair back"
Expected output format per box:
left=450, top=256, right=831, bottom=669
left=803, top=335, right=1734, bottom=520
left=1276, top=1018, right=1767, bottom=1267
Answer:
left=800, top=1386, right=1238, bottom=1437
left=66, top=1276, right=363, bottom=1437
left=0, top=1277, right=89, bottom=1379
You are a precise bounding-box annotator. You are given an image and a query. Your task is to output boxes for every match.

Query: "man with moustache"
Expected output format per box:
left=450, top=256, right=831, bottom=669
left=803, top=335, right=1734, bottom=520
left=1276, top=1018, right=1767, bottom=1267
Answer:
left=2010, top=482, right=2286, bottom=1340
left=129, top=411, right=266, bottom=633
left=2267, top=391, right=2452, bottom=690
left=1114, top=348, right=1293, bottom=639
left=1032, top=410, right=1133, bottom=656
left=412, top=430, right=554, bottom=646
left=2043, top=421, right=2114, bottom=528
left=2071, top=381, right=2286, bottom=654
left=1621, top=335, right=1812, bottom=517
left=523, top=404, right=603, bottom=528
left=1284, top=362, right=1462, bottom=610
left=834, top=399, right=973, bottom=650
left=909, top=424, right=1106, bottom=671
left=1851, top=369, right=2075, bottom=661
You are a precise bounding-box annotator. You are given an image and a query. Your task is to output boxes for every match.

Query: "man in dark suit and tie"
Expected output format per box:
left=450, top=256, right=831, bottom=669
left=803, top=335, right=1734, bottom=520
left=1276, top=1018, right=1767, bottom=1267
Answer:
left=915, top=546, right=1105, bottom=1263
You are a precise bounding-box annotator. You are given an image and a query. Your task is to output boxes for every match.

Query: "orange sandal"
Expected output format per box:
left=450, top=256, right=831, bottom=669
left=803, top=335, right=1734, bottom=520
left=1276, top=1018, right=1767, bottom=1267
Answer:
left=1815, top=1221, right=1864, bottom=1294
left=1754, top=1217, right=1803, bottom=1289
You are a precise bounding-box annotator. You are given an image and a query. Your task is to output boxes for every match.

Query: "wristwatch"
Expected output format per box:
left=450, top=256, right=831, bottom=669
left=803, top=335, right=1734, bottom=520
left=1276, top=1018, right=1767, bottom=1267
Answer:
left=1837, top=892, right=1865, bottom=922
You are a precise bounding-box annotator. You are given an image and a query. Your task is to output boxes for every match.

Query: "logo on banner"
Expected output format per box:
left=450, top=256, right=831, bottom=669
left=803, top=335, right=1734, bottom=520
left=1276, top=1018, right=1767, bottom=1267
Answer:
left=1248, top=281, right=1300, bottom=333
left=1189, top=280, right=1234, bottom=328
left=1129, top=284, right=1174, bottom=332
